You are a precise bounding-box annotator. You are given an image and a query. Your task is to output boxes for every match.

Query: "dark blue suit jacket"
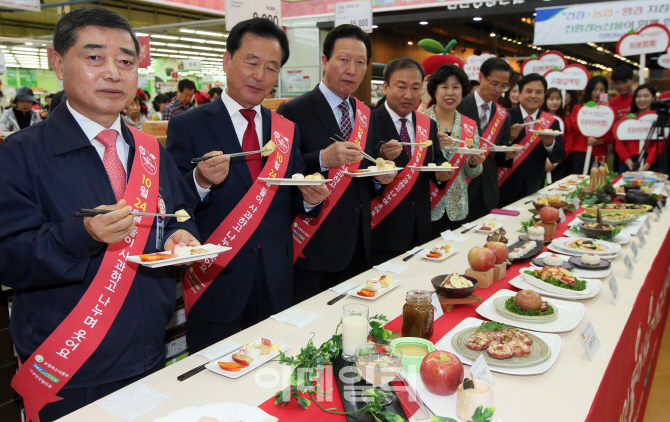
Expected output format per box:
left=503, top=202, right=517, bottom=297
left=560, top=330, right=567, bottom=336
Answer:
left=166, top=99, right=317, bottom=323
left=0, top=103, right=199, bottom=388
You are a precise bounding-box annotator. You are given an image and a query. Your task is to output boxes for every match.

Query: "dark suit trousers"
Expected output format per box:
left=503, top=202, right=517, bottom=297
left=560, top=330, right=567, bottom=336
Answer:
left=38, top=359, right=165, bottom=422
left=186, top=249, right=275, bottom=353
left=293, top=225, right=368, bottom=304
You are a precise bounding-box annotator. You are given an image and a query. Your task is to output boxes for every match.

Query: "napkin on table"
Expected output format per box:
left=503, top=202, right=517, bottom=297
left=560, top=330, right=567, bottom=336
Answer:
left=441, top=230, right=468, bottom=242
left=487, top=214, right=507, bottom=221
left=96, top=382, right=169, bottom=420
left=329, top=281, right=359, bottom=294
left=373, top=262, right=411, bottom=274
left=271, top=308, right=319, bottom=328
left=197, top=340, right=241, bottom=361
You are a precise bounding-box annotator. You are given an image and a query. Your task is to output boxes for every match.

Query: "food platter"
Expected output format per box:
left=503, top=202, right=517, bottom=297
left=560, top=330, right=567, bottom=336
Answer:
left=493, top=296, right=559, bottom=324
left=421, top=247, right=460, bottom=262
left=507, top=240, right=544, bottom=263
left=532, top=252, right=612, bottom=279
left=575, top=212, right=639, bottom=226
left=205, top=338, right=290, bottom=379
left=582, top=204, right=653, bottom=214
left=563, top=226, right=632, bottom=245
left=152, top=403, right=278, bottom=422
left=476, top=289, right=585, bottom=332
left=509, top=274, right=602, bottom=301
left=343, top=168, right=403, bottom=177
left=408, top=165, right=459, bottom=171
left=520, top=268, right=590, bottom=296
left=487, top=146, right=523, bottom=152
left=547, top=243, right=619, bottom=260
left=435, top=317, right=562, bottom=375
left=531, top=256, right=574, bottom=269
left=551, top=237, right=621, bottom=256
left=519, top=234, right=552, bottom=244
left=475, top=220, right=503, bottom=234
left=126, top=244, right=231, bottom=268
left=567, top=256, right=612, bottom=270
left=258, top=177, right=332, bottom=186
left=348, top=277, right=403, bottom=300
left=444, top=147, right=487, bottom=155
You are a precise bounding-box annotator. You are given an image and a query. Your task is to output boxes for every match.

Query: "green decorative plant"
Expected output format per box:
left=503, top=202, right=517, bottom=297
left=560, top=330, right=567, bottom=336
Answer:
left=430, top=405, right=497, bottom=422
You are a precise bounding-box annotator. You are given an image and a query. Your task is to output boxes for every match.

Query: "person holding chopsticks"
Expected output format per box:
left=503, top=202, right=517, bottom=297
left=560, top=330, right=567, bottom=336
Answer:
left=0, top=8, right=201, bottom=422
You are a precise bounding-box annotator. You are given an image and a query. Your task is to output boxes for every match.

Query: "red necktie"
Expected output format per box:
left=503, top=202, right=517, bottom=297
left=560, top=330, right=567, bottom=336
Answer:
left=524, top=114, right=534, bottom=137
left=240, top=109, right=261, bottom=179
left=95, top=129, right=126, bottom=201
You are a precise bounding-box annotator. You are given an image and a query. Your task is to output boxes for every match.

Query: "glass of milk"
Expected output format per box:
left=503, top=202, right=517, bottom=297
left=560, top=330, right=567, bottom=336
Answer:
left=342, top=304, right=369, bottom=362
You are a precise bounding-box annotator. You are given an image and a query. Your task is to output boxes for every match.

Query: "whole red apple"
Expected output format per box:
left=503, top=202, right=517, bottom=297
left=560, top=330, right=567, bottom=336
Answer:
left=420, top=350, right=464, bottom=395
left=484, top=241, right=508, bottom=264
left=468, top=247, right=496, bottom=271
left=540, top=206, right=560, bottom=223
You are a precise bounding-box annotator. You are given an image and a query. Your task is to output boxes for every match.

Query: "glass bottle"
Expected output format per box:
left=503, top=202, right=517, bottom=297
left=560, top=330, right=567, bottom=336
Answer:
left=402, top=290, right=434, bottom=339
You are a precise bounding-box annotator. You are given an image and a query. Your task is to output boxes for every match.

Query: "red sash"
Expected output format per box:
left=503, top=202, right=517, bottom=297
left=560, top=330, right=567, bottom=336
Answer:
left=183, top=111, right=294, bottom=315
left=371, top=113, right=431, bottom=227
left=497, top=111, right=555, bottom=187
left=477, top=104, right=508, bottom=148
left=292, top=98, right=370, bottom=262
left=12, top=128, right=161, bottom=422
left=429, top=115, right=478, bottom=210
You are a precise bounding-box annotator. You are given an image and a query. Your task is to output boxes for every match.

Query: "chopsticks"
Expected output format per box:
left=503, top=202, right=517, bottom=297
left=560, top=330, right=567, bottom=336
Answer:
left=461, top=226, right=476, bottom=234
left=177, top=345, right=240, bottom=381
left=75, top=208, right=183, bottom=218
left=327, top=285, right=359, bottom=305
left=330, top=134, right=381, bottom=166
left=191, top=149, right=272, bottom=163
left=403, top=248, right=423, bottom=262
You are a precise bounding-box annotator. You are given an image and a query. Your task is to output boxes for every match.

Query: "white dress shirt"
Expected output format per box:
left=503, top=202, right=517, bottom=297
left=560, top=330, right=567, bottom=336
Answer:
left=474, top=90, right=492, bottom=127
left=520, top=106, right=555, bottom=152
left=67, top=100, right=128, bottom=172
left=384, top=101, right=416, bottom=153
left=318, top=81, right=354, bottom=171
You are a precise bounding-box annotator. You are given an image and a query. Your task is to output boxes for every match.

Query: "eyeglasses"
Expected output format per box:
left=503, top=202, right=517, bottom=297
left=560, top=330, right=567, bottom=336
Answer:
left=486, top=77, right=510, bottom=92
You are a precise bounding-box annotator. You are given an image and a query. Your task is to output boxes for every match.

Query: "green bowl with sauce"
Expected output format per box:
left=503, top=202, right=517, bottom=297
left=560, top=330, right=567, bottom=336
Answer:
left=390, top=337, right=436, bottom=373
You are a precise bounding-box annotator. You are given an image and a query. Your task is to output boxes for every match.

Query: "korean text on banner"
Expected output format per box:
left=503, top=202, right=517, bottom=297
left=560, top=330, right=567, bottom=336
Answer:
left=534, top=0, right=670, bottom=46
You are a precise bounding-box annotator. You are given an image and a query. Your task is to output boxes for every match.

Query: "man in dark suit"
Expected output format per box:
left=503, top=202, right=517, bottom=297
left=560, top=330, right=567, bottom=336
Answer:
left=499, top=73, right=566, bottom=206
left=277, top=25, right=395, bottom=303
left=457, top=58, right=518, bottom=221
left=0, top=8, right=200, bottom=421
left=167, top=19, right=329, bottom=352
left=372, top=57, right=453, bottom=264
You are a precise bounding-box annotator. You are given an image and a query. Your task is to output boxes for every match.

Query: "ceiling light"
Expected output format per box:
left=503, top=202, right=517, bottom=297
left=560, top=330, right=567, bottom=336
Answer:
left=151, top=42, right=166, bottom=46
left=408, top=41, right=413, bottom=45
left=167, top=43, right=191, bottom=48
left=168, top=54, right=188, bottom=58
left=372, top=25, right=378, bottom=29
left=473, top=17, right=482, bottom=21
left=191, top=46, right=213, bottom=50
left=199, top=52, right=221, bottom=57
left=156, top=49, right=179, bottom=53
left=181, top=51, right=199, bottom=55
left=195, top=30, right=225, bottom=37
left=490, top=32, right=496, bottom=37
left=533, top=12, right=537, bottom=16
left=420, top=21, right=428, bottom=25
left=25, top=42, right=32, bottom=45
left=597, top=47, right=603, bottom=51
left=151, top=34, right=179, bottom=40
left=12, top=47, right=39, bottom=52
left=205, top=40, right=227, bottom=45
left=180, top=37, right=206, bottom=43
left=135, top=32, right=148, bottom=37
left=180, top=29, right=196, bottom=33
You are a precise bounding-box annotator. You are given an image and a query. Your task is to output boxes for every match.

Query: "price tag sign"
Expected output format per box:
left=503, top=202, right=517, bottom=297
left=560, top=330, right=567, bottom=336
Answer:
left=431, top=293, right=444, bottom=321
left=573, top=197, right=580, bottom=211
left=224, top=0, right=281, bottom=29
left=335, top=0, right=373, bottom=33
left=631, top=242, right=639, bottom=262
left=608, top=276, right=620, bottom=305
left=579, top=319, right=601, bottom=361
left=654, top=207, right=661, bottom=221
left=468, top=354, right=495, bottom=387
left=638, top=230, right=647, bottom=248
left=645, top=218, right=652, bottom=232
left=663, top=186, right=669, bottom=196
left=624, top=255, right=635, bottom=279
left=558, top=208, right=566, bottom=223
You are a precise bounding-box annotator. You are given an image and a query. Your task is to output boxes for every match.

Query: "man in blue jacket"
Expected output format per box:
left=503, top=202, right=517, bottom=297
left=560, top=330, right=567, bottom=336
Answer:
left=0, top=8, right=200, bottom=421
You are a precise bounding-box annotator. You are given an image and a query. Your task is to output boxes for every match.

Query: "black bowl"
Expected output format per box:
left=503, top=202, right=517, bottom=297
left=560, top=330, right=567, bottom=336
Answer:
left=431, top=274, right=478, bottom=298
left=578, top=222, right=616, bottom=240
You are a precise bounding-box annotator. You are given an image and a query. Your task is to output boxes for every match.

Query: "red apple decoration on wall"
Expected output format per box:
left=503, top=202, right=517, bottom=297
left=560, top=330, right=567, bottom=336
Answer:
left=540, top=206, right=560, bottom=223
left=420, top=350, right=464, bottom=396
left=419, top=39, right=466, bottom=77
left=484, top=241, right=508, bottom=264
left=468, top=247, right=496, bottom=271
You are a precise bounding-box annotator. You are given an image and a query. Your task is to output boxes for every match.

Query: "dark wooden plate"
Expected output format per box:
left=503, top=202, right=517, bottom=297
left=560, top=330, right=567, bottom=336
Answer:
left=568, top=255, right=612, bottom=270
left=508, top=240, right=544, bottom=263
left=531, top=257, right=574, bottom=269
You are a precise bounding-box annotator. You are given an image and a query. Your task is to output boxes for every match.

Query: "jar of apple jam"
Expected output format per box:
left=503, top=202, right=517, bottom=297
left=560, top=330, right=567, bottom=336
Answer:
left=402, top=290, right=434, bottom=339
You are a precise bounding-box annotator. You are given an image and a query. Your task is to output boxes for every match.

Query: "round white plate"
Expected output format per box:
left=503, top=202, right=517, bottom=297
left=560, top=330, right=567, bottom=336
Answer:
left=551, top=237, right=621, bottom=256
left=546, top=243, right=619, bottom=260
left=421, top=247, right=460, bottom=262
left=258, top=177, right=331, bottom=186
left=487, top=146, right=523, bottom=152
left=563, top=227, right=632, bottom=245
left=348, top=278, right=403, bottom=300
left=444, top=147, right=487, bottom=155
left=126, top=244, right=231, bottom=268
left=152, top=402, right=278, bottom=422
left=509, top=274, right=602, bottom=301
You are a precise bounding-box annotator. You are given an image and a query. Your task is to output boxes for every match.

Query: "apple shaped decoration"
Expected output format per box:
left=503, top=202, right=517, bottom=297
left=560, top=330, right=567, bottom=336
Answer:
left=420, top=350, right=464, bottom=396
left=540, top=206, right=560, bottom=223
left=418, top=39, right=466, bottom=77
left=468, top=247, right=496, bottom=271
left=484, top=241, right=508, bottom=264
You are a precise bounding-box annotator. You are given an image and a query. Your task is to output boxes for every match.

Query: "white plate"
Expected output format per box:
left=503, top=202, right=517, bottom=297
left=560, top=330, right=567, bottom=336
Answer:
left=546, top=243, right=619, bottom=260
left=530, top=129, right=563, bottom=136
left=434, top=317, right=562, bottom=375
left=408, top=165, right=459, bottom=171
left=421, top=247, right=460, bottom=262
left=126, top=244, right=231, bottom=268
left=205, top=338, right=290, bottom=379
left=348, top=278, right=403, bottom=300
left=475, top=221, right=503, bottom=234
left=476, top=289, right=585, bottom=333
left=531, top=251, right=612, bottom=279
left=553, top=185, right=574, bottom=191
left=510, top=274, right=602, bottom=301
left=152, top=402, right=278, bottom=422
left=551, top=237, right=622, bottom=256
left=343, top=167, right=403, bottom=177
left=258, top=177, right=331, bottom=186
left=487, top=146, right=523, bottom=152
left=519, top=267, right=593, bottom=297
left=563, top=226, right=632, bottom=245
left=444, top=147, right=487, bottom=155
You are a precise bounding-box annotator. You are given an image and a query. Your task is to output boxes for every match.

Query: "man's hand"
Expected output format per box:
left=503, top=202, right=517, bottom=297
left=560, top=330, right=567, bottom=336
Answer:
left=84, top=199, right=135, bottom=245
left=380, top=140, right=402, bottom=161
left=164, top=230, right=202, bottom=266
left=194, top=151, right=230, bottom=189
left=504, top=148, right=521, bottom=159
left=436, top=169, right=454, bottom=182
left=545, top=159, right=556, bottom=173
left=625, top=159, right=634, bottom=170
left=539, top=134, right=555, bottom=146
left=510, top=123, right=524, bottom=140
left=468, top=153, right=486, bottom=167
left=299, top=182, right=330, bottom=206
left=437, top=132, right=454, bottom=150
left=374, top=160, right=397, bottom=185
left=587, top=137, right=603, bottom=146
left=321, top=142, right=363, bottom=168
